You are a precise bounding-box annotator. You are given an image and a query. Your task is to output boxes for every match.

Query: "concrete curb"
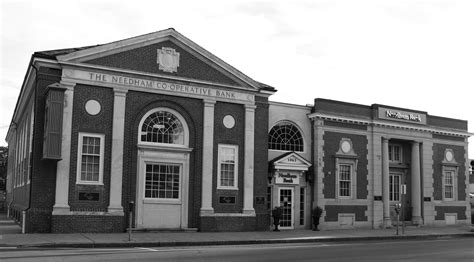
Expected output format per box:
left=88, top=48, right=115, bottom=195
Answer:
left=12, top=233, right=474, bottom=249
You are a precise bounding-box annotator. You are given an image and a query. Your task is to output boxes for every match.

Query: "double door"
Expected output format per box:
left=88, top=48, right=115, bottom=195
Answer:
left=389, top=172, right=411, bottom=223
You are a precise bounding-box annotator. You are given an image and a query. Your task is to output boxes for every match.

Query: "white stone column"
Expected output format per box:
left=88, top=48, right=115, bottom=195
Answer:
left=243, top=104, right=256, bottom=215
left=411, top=141, right=423, bottom=225
left=108, top=88, right=127, bottom=215
left=52, top=82, right=75, bottom=215
left=200, top=100, right=215, bottom=215
left=382, top=137, right=391, bottom=227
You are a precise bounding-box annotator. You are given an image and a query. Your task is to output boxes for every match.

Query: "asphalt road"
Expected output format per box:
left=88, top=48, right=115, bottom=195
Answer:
left=0, top=238, right=472, bottom=261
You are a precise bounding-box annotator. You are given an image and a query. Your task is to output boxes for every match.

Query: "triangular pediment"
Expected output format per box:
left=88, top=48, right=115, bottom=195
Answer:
left=270, top=152, right=312, bottom=171
left=57, top=28, right=266, bottom=91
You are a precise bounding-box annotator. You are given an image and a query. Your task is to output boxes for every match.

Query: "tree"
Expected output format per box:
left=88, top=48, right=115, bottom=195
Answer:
left=0, top=146, right=7, bottom=191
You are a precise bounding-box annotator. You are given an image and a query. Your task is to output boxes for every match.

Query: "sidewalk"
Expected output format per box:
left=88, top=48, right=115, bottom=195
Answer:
left=1, top=223, right=473, bottom=249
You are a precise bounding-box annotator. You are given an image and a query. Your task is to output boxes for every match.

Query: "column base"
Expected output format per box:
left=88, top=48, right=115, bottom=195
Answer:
left=383, top=217, right=392, bottom=228
left=200, top=208, right=214, bottom=216
left=52, top=204, right=70, bottom=215
left=107, top=206, right=124, bottom=216
left=242, top=208, right=256, bottom=216
left=412, top=216, right=423, bottom=226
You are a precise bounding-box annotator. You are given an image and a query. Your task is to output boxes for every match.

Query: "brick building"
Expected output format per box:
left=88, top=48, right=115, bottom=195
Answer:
left=5, top=29, right=471, bottom=233
left=267, top=99, right=471, bottom=229
left=6, top=29, right=274, bottom=233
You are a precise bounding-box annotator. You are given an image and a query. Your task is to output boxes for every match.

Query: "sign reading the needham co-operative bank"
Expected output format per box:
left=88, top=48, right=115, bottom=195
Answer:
left=378, top=106, right=427, bottom=125
left=62, top=69, right=255, bottom=103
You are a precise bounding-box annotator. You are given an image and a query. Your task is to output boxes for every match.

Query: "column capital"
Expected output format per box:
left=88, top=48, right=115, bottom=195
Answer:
left=244, top=104, right=257, bottom=110
left=203, top=99, right=216, bottom=106
left=411, top=141, right=421, bottom=146
left=113, top=87, right=128, bottom=96
left=59, top=81, right=77, bottom=90
left=382, top=137, right=390, bottom=143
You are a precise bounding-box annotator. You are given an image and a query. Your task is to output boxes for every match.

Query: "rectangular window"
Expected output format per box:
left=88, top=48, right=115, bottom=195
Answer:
left=444, top=170, right=454, bottom=200
left=299, top=188, right=305, bottom=225
left=217, top=144, right=238, bottom=189
left=338, top=164, right=351, bottom=197
left=389, top=145, right=402, bottom=163
left=145, top=164, right=180, bottom=199
left=77, top=133, right=104, bottom=184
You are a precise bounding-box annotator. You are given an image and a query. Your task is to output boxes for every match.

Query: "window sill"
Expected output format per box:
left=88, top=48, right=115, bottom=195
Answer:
left=143, top=199, right=182, bottom=204
left=217, top=187, right=239, bottom=191
left=76, top=182, right=104, bottom=186
left=137, top=143, right=193, bottom=153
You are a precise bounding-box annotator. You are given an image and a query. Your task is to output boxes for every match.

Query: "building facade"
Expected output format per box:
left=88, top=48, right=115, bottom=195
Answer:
left=6, top=29, right=275, bottom=233
left=6, top=30, right=471, bottom=233
left=266, top=99, right=471, bottom=229
left=311, top=99, right=471, bottom=228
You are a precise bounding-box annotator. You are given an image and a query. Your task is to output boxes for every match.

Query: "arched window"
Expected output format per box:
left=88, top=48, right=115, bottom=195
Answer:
left=268, top=121, right=304, bottom=152
left=139, top=108, right=188, bottom=146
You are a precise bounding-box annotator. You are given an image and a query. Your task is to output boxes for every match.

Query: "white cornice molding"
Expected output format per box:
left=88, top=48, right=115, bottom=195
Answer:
left=259, top=89, right=278, bottom=96
left=56, top=29, right=261, bottom=90
left=7, top=64, right=36, bottom=140
left=269, top=101, right=313, bottom=110
left=272, top=152, right=312, bottom=171
left=308, top=113, right=371, bottom=125
left=7, top=57, right=59, bottom=141
left=33, top=57, right=60, bottom=68
left=308, top=112, right=471, bottom=138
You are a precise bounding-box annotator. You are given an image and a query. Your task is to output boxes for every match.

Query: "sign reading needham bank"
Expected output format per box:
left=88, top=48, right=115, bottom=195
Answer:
left=62, top=69, right=255, bottom=104
left=275, top=172, right=300, bottom=185
left=378, top=107, right=427, bottom=125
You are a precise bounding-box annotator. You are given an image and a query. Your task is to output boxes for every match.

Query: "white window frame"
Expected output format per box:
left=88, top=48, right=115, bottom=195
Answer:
left=442, top=167, right=457, bottom=201
left=268, top=120, right=305, bottom=153
left=217, top=144, right=238, bottom=190
left=137, top=108, right=189, bottom=148
left=388, top=144, right=402, bottom=163
left=335, top=155, right=358, bottom=200
left=337, top=163, right=352, bottom=198
left=76, top=132, right=105, bottom=185
left=389, top=173, right=402, bottom=202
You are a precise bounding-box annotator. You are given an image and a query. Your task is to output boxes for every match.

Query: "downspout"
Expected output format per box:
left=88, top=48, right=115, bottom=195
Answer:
left=309, top=109, right=316, bottom=226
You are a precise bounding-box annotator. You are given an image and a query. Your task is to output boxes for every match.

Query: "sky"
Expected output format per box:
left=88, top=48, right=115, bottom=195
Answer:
left=1, top=0, right=473, bottom=156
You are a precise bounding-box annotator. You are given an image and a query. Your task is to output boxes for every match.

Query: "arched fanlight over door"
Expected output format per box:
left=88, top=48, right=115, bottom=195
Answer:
left=139, top=108, right=188, bottom=146
left=268, top=121, right=304, bottom=152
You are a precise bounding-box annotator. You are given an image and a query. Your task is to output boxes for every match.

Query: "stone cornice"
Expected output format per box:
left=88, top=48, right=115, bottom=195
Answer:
left=60, top=67, right=257, bottom=105
left=308, top=113, right=471, bottom=138
left=59, top=61, right=255, bottom=92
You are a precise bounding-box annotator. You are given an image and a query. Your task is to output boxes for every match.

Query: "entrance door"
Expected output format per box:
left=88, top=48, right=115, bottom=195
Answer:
left=136, top=151, right=189, bottom=229
left=279, top=188, right=294, bottom=229
left=142, top=163, right=182, bottom=228
left=389, top=172, right=408, bottom=224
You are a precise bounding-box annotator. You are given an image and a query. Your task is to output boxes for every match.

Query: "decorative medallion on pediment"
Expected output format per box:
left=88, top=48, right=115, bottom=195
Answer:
left=157, top=47, right=180, bottom=73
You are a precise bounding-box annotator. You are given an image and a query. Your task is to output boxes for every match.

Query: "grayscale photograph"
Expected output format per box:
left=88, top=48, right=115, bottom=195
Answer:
left=0, top=0, right=473, bottom=261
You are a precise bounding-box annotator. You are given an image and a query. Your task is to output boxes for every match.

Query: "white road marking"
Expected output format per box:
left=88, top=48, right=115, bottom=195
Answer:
left=136, top=247, right=160, bottom=252
left=135, top=247, right=204, bottom=253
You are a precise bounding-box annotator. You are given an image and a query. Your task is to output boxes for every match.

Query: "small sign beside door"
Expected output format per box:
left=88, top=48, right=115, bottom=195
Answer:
left=401, top=184, right=406, bottom=195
